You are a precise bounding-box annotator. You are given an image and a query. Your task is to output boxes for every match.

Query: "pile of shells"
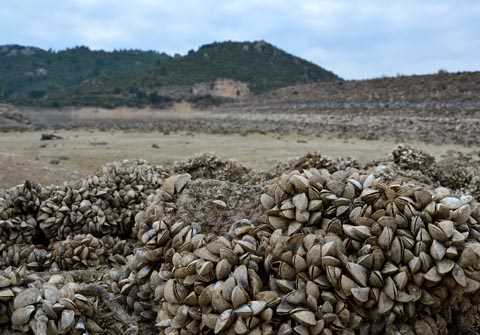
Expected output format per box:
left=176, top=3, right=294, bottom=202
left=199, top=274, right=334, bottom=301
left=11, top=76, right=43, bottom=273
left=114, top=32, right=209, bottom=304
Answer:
left=261, top=167, right=480, bottom=334
left=0, top=181, right=43, bottom=217
left=51, top=233, right=103, bottom=271
left=0, top=244, right=51, bottom=270
left=101, top=235, right=135, bottom=267
left=101, top=159, right=167, bottom=187
left=110, top=248, right=161, bottom=320
left=117, top=170, right=271, bottom=332
left=153, top=220, right=271, bottom=335
left=111, top=174, right=194, bottom=320
left=433, top=151, right=478, bottom=190
left=1, top=266, right=113, bottom=334
left=0, top=266, right=26, bottom=329
left=264, top=229, right=365, bottom=334
left=4, top=153, right=480, bottom=334
left=391, top=144, right=435, bottom=171
left=51, top=234, right=133, bottom=270
left=0, top=160, right=164, bottom=247
left=0, top=181, right=43, bottom=246
left=37, top=174, right=151, bottom=241
left=173, top=178, right=264, bottom=235
left=286, top=152, right=360, bottom=174
left=113, top=164, right=480, bottom=334
left=0, top=235, right=132, bottom=272
left=133, top=173, right=192, bottom=250
left=8, top=277, right=104, bottom=334
left=389, top=146, right=480, bottom=199
left=173, top=153, right=252, bottom=184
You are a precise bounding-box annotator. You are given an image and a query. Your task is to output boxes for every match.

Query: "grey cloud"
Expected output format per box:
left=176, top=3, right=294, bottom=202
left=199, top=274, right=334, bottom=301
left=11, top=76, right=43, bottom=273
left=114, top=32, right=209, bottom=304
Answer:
left=0, top=0, right=478, bottom=78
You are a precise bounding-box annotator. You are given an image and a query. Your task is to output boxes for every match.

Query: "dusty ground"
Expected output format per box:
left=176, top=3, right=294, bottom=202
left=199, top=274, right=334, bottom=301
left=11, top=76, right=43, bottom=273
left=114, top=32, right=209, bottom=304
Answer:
left=1, top=99, right=479, bottom=189
left=0, top=129, right=476, bottom=189
left=3, top=102, right=480, bottom=146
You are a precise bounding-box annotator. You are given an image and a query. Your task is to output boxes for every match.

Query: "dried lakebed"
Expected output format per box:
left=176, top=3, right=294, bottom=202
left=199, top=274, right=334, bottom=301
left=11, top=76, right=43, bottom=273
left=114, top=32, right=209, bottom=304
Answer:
left=4, top=105, right=480, bottom=145
left=0, top=130, right=477, bottom=189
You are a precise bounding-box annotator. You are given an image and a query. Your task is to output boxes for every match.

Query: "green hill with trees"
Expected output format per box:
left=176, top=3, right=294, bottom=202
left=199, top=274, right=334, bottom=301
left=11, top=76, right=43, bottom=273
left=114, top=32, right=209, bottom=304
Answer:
left=0, top=41, right=340, bottom=108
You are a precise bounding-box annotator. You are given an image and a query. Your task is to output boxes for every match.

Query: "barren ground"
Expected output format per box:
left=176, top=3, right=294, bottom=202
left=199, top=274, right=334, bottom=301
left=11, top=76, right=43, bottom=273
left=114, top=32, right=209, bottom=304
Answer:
left=0, top=129, right=475, bottom=189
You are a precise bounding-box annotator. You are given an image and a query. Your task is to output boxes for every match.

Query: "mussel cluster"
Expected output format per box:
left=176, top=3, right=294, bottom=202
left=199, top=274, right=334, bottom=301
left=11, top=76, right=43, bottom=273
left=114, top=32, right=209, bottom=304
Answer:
left=51, top=234, right=133, bottom=270
left=261, top=168, right=480, bottom=334
left=2, top=153, right=480, bottom=334
left=0, top=234, right=133, bottom=271
left=1, top=160, right=163, bottom=246
left=0, top=266, right=104, bottom=334
left=0, top=160, right=165, bottom=334
left=283, top=152, right=360, bottom=174
left=122, top=166, right=480, bottom=335
left=173, top=153, right=252, bottom=183
left=390, top=145, right=480, bottom=199
left=0, top=244, right=50, bottom=270
left=391, top=145, right=435, bottom=171
left=0, top=181, right=42, bottom=246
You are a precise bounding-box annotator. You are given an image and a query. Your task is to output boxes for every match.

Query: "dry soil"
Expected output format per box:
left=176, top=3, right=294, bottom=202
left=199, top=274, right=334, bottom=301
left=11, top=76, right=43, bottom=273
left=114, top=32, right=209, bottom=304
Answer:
left=0, top=130, right=475, bottom=189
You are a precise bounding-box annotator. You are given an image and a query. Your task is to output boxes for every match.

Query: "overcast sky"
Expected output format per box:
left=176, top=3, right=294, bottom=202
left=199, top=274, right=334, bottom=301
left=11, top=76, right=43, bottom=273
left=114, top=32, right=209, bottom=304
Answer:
left=0, top=0, right=479, bottom=79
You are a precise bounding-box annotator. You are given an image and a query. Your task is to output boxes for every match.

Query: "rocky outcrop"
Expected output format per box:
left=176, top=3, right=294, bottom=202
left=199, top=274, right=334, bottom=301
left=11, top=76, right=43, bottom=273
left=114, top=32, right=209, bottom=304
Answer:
left=192, top=79, right=250, bottom=98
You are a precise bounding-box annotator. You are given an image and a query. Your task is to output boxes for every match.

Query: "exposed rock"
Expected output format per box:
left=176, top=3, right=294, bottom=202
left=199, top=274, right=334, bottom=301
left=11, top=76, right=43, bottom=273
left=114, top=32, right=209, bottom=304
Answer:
left=40, top=133, right=63, bottom=141
left=192, top=79, right=250, bottom=98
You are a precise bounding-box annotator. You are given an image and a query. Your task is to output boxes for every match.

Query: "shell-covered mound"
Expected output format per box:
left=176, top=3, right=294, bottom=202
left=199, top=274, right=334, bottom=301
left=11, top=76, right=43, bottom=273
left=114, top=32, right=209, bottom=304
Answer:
left=260, top=168, right=480, bottom=334
left=266, top=152, right=360, bottom=181
left=174, top=153, right=253, bottom=184
left=0, top=266, right=135, bottom=334
left=120, top=167, right=480, bottom=335
left=391, top=144, right=436, bottom=170
left=281, top=152, right=360, bottom=174
left=1, top=149, right=480, bottom=334
left=389, top=145, right=480, bottom=198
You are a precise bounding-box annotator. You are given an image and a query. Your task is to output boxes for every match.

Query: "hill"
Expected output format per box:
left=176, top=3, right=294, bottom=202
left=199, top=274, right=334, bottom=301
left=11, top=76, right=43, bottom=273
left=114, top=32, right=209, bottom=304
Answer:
left=0, top=41, right=339, bottom=108
left=263, top=71, right=480, bottom=103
